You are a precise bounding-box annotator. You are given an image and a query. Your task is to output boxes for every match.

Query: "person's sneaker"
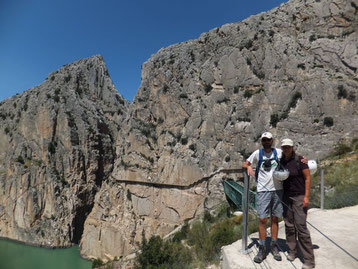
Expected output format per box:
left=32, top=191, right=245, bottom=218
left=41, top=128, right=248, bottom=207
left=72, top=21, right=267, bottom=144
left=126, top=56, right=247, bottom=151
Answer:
left=254, top=245, right=266, bottom=263
left=302, top=263, right=315, bottom=269
left=270, top=243, right=282, bottom=261
left=287, top=253, right=296, bottom=261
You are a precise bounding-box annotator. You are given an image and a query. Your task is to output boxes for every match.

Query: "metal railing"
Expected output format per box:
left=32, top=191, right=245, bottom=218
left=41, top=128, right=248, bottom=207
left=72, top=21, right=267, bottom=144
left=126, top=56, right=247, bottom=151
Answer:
left=221, top=170, right=253, bottom=253
left=241, top=170, right=251, bottom=254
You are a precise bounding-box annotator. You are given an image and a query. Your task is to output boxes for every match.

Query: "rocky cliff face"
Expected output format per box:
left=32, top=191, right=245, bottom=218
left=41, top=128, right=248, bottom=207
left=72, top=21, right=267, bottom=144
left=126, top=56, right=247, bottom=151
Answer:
left=0, top=0, right=357, bottom=262
left=80, top=0, right=358, bottom=260
left=0, top=55, right=128, bottom=246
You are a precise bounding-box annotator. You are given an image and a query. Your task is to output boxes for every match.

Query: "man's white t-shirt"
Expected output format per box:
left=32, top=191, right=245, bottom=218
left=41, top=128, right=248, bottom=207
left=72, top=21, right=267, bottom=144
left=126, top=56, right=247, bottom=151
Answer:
left=247, top=148, right=283, bottom=192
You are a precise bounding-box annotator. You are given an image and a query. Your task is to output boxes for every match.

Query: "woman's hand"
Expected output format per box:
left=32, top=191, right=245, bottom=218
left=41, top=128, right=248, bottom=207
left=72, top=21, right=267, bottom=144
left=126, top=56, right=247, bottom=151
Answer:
left=303, top=196, right=309, bottom=208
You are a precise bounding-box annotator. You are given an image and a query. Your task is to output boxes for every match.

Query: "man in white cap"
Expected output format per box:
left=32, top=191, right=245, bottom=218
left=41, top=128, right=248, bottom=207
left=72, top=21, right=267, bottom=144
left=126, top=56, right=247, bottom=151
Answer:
left=242, top=132, right=283, bottom=263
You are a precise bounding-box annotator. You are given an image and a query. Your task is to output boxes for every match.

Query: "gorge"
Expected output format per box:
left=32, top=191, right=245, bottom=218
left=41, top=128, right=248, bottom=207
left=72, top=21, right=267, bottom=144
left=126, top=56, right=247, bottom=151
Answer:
left=0, top=0, right=357, bottom=262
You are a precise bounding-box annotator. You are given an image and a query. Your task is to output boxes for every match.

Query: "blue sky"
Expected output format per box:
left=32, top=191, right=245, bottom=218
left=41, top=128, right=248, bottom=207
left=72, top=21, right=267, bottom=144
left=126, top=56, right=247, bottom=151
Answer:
left=0, top=0, right=288, bottom=102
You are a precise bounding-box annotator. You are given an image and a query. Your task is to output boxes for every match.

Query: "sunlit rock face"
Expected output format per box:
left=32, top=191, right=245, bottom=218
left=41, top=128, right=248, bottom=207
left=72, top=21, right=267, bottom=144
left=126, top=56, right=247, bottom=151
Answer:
left=1, top=0, right=357, bottom=261
left=81, top=0, right=357, bottom=260
left=0, top=55, right=128, bottom=247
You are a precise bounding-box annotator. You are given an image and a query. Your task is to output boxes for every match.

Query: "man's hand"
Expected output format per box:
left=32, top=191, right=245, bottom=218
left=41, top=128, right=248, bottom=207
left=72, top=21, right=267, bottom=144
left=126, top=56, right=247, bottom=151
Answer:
left=247, top=165, right=255, bottom=177
left=303, top=196, right=309, bottom=208
left=301, top=156, right=308, bottom=164
left=242, top=161, right=255, bottom=177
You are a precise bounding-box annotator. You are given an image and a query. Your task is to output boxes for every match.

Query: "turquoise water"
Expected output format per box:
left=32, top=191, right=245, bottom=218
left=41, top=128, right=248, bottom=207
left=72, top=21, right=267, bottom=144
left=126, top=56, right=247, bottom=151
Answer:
left=0, top=239, right=92, bottom=269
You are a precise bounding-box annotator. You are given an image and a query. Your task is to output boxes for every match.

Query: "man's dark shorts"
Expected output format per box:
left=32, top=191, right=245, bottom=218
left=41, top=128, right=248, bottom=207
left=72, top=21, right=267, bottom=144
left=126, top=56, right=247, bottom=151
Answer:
left=257, top=190, right=283, bottom=218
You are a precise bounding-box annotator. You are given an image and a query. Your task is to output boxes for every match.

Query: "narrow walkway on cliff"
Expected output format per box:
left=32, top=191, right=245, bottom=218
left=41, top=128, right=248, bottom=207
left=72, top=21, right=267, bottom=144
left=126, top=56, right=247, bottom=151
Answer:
left=221, top=205, right=358, bottom=269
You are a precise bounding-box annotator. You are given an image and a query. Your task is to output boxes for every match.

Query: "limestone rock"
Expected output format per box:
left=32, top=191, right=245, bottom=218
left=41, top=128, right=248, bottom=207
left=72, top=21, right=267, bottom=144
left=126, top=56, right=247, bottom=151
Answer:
left=0, top=55, right=128, bottom=247
left=0, top=0, right=357, bottom=262
left=87, top=0, right=357, bottom=259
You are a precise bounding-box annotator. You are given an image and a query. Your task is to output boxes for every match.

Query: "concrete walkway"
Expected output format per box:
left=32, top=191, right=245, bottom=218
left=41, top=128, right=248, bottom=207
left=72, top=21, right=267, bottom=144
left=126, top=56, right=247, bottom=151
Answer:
left=221, top=205, right=358, bottom=269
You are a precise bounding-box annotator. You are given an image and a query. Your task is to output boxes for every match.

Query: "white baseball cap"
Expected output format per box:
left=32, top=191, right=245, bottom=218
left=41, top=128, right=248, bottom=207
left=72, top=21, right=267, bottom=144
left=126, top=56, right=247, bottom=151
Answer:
left=281, top=138, right=294, bottom=147
left=261, top=132, right=273, bottom=139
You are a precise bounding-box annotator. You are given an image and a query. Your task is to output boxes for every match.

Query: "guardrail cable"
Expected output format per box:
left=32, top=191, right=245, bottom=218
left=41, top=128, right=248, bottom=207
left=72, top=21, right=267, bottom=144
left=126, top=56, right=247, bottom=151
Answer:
left=254, top=178, right=358, bottom=263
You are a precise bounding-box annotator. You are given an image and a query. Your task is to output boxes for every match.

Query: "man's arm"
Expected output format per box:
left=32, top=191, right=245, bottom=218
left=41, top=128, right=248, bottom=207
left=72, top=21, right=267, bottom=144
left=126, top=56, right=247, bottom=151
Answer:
left=302, top=168, right=311, bottom=208
left=242, top=161, right=255, bottom=177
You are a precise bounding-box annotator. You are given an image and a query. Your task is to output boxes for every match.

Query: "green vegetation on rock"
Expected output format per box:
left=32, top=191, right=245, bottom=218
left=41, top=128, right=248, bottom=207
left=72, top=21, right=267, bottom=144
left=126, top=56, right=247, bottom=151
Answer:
left=311, top=139, right=358, bottom=209
left=133, top=205, right=260, bottom=268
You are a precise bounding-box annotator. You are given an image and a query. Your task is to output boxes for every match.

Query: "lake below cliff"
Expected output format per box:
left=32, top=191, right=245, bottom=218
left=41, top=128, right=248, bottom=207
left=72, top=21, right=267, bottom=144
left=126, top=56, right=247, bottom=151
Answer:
left=0, top=239, right=91, bottom=269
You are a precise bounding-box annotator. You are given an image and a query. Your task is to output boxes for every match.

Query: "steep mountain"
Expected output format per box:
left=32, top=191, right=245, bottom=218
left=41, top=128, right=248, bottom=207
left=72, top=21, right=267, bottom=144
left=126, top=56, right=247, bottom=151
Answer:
left=0, top=0, right=357, bottom=262
left=0, top=55, right=128, bottom=246
left=80, top=0, right=358, bottom=260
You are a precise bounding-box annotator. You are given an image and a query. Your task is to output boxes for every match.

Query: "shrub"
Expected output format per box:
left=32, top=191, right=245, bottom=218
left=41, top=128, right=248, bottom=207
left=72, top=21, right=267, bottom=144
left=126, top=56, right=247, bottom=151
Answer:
left=323, top=117, right=334, bottom=127
left=141, top=128, right=150, bottom=137
left=352, top=138, right=358, bottom=150
left=172, top=222, right=189, bottom=243
left=237, top=117, right=251, bottom=122
left=64, top=75, right=71, bottom=82
left=179, top=93, right=188, bottom=99
left=270, top=113, right=280, bottom=127
left=309, top=34, right=316, bottom=42
left=48, top=141, right=57, bottom=154
left=331, top=143, right=352, bottom=156
left=162, top=84, right=169, bottom=93
left=189, top=144, right=196, bottom=151
left=92, top=258, right=104, bottom=268
left=53, top=96, right=60, bottom=103
left=187, top=221, right=214, bottom=263
left=127, top=189, right=132, bottom=201
left=33, top=159, right=43, bottom=166
left=190, top=51, right=195, bottom=62
left=288, top=92, right=302, bottom=109
left=297, top=63, right=306, bottom=70
left=325, top=187, right=358, bottom=209
left=243, top=90, right=253, bottom=99
left=180, top=137, right=188, bottom=145
left=203, top=210, right=215, bottom=223
left=337, top=85, right=347, bottom=99
left=76, top=87, right=83, bottom=96
left=210, top=219, right=237, bottom=253
left=16, top=156, right=25, bottom=164
left=310, top=144, right=358, bottom=209
left=255, top=87, right=264, bottom=94
left=244, top=40, right=253, bottom=49
left=204, top=84, right=212, bottom=94
left=253, top=69, right=265, bottom=79
left=135, top=235, right=192, bottom=269
left=280, top=111, right=289, bottom=120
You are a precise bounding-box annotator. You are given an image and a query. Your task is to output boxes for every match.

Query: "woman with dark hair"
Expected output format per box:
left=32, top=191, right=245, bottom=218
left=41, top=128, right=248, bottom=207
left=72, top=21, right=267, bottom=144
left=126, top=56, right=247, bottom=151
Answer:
left=280, top=138, right=315, bottom=269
